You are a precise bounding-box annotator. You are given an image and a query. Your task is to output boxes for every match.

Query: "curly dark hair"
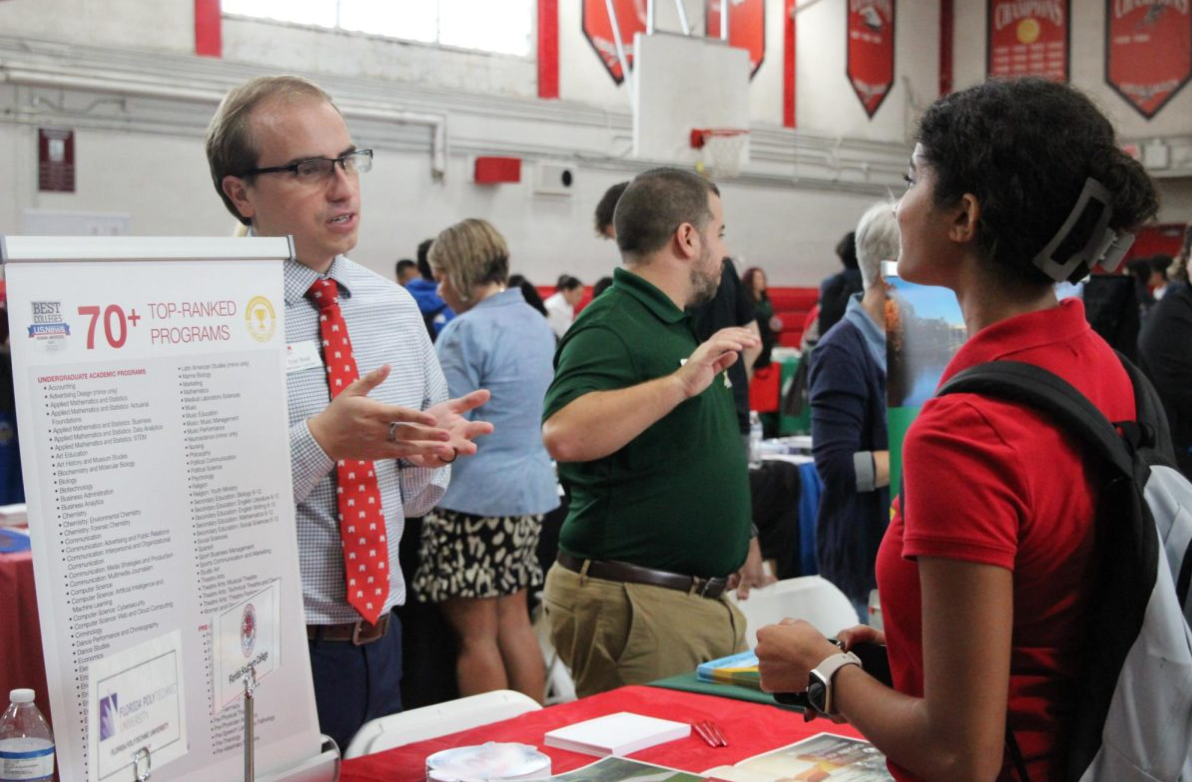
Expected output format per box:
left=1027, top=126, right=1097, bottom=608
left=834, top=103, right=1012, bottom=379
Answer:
left=916, top=78, right=1158, bottom=287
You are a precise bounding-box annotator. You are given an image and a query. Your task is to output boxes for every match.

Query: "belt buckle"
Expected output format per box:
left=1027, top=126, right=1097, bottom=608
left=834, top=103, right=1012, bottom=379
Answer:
left=351, top=616, right=384, bottom=646
left=690, top=577, right=708, bottom=597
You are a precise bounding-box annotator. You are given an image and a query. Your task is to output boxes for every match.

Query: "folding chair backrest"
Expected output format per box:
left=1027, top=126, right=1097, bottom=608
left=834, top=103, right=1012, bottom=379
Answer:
left=730, top=576, right=859, bottom=648
left=342, top=689, right=542, bottom=759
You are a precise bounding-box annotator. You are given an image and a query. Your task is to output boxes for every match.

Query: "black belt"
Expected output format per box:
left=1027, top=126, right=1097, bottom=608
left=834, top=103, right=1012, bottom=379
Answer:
left=557, top=552, right=729, bottom=599
left=306, top=613, right=390, bottom=646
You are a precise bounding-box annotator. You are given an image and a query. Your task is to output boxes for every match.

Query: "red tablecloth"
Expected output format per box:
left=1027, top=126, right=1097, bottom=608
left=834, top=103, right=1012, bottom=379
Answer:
left=0, top=551, right=52, bottom=725
left=340, top=685, right=862, bottom=782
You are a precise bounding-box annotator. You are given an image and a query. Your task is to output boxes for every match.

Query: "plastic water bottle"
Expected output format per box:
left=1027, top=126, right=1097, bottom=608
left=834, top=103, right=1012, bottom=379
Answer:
left=0, top=689, right=54, bottom=782
left=748, top=411, right=763, bottom=468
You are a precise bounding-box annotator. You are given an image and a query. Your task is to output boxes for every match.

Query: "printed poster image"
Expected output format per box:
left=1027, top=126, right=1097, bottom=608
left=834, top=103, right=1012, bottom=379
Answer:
left=1105, top=0, right=1192, bottom=118
left=885, top=265, right=967, bottom=495
left=88, top=631, right=187, bottom=781
left=987, top=0, right=1070, bottom=82
left=213, top=580, right=281, bottom=711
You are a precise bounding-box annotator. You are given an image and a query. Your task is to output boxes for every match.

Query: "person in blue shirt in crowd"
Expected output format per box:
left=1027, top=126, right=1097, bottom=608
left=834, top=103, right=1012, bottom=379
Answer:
left=808, top=201, right=899, bottom=622
left=405, top=238, right=455, bottom=340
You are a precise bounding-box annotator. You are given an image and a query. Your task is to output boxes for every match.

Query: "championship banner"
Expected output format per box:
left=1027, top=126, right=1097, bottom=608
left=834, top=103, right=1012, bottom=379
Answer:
left=987, top=0, right=1070, bottom=82
left=1106, top=0, right=1191, bottom=119
left=706, top=0, right=766, bottom=78
left=583, top=0, right=647, bottom=84
left=847, top=0, right=896, bottom=118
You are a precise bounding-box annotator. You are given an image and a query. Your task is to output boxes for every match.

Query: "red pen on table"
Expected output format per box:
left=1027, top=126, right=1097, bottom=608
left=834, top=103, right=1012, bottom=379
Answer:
left=693, top=720, right=728, bottom=747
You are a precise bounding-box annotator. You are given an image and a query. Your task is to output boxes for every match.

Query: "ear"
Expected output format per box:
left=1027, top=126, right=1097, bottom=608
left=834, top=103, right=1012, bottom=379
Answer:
left=673, top=221, right=700, bottom=261
left=221, top=175, right=256, bottom=222
left=948, top=193, right=981, bottom=244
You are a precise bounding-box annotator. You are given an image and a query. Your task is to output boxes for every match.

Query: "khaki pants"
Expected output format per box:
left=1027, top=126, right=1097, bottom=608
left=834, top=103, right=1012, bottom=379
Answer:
left=543, top=562, right=747, bottom=698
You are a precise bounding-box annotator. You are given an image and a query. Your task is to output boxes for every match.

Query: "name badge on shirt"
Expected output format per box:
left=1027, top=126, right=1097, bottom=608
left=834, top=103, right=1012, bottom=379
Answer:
left=287, top=340, right=323, bottom=374
left=679, top=358, right=732, bottom=388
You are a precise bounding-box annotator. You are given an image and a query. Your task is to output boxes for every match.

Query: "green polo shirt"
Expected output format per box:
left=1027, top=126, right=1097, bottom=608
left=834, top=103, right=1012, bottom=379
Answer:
left=542, top=267, right=751, bottom=578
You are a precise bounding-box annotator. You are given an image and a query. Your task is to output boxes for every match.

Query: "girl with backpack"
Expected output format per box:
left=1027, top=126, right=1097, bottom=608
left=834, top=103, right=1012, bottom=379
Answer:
left=755, top=78, right=1160, bottom=781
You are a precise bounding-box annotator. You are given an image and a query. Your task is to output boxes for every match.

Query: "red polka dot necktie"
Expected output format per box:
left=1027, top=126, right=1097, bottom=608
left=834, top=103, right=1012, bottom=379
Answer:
left=306, top=278, right=389, bottom=626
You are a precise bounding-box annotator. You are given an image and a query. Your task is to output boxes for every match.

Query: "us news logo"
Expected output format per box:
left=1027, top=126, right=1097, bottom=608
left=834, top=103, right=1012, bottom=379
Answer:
left=28, top=301, right=70, bottom=338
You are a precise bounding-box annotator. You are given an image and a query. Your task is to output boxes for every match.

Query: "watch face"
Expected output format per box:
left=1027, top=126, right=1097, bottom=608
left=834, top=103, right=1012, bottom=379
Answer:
left=807, top=677, right=829, bottom=715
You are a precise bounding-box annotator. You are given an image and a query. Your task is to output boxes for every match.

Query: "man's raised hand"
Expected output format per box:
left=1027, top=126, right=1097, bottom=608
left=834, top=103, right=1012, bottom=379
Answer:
left=674, top=327, right=760, bottom=399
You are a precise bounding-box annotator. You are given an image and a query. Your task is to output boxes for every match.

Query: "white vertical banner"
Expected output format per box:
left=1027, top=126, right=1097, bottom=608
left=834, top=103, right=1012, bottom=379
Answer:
left=2, top=237, right=322, bottom=782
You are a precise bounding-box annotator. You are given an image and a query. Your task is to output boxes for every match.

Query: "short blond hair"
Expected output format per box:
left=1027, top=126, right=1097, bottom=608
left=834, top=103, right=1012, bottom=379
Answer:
left=205, top=75, right=336, bottom=225
left=428, top=219, right=510, bottom=304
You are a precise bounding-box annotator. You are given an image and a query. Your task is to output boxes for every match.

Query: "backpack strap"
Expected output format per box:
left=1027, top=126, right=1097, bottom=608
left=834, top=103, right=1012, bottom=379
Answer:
left=938, top=361, right=1134, bottom=478
left=1114, top=351, right=1177, bottom=465
left=1005, top=727, right=1032, bottom=782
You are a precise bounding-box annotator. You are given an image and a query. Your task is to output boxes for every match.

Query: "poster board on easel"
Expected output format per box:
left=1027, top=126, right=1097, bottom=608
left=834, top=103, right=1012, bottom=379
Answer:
left=1, top=236, right=331, bottom=782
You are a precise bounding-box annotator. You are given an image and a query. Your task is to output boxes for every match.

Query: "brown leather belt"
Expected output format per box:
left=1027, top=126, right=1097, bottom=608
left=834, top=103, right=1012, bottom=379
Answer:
left=306, top=613, right=390, bottom=646
left=557, top=552, right=729, bottom=599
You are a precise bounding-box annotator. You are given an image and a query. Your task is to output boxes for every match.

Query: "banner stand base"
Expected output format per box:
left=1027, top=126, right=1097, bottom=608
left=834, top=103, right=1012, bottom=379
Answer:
left=256, top=739, right=340, bottom=782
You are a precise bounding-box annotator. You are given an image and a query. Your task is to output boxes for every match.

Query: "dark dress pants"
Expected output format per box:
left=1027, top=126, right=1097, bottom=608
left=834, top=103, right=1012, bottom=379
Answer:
left=307, top=609, right=403, bottom=752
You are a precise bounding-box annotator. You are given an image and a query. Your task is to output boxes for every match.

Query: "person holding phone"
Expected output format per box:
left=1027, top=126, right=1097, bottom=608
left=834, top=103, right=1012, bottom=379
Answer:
left=755, top=78, right=1158, bottom=781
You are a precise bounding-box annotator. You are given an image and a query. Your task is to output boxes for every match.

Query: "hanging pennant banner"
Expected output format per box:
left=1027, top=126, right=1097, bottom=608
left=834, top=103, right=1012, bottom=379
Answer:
left=847, top=0, right=896, bottom=118
left=1106, top=0, right=1191, bottom=119
left=706, top=0, right=766, bottom=78
left=583, top=0, right=647, bottom=84
left=987, top=0, right=1070, bottom=82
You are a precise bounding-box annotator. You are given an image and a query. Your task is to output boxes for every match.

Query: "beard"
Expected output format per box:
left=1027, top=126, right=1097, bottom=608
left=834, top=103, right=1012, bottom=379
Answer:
left=688, top=253, right=721, bottom=307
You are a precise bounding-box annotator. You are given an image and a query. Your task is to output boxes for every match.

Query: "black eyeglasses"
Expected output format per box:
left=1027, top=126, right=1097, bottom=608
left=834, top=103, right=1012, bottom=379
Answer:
left=243, top=149, right=373, bottom=184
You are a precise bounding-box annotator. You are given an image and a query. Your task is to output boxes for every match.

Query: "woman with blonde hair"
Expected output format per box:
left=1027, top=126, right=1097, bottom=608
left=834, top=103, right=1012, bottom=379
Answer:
left=412, top=218, right=559, bottom=701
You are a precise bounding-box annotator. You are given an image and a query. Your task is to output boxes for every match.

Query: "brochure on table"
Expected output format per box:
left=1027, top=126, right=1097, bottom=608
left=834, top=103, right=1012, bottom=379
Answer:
left=2, top=237, right=322, bottom=781
left=704, top=732, right=894, bottom=781
left=551, top=734, right=893, bottom=782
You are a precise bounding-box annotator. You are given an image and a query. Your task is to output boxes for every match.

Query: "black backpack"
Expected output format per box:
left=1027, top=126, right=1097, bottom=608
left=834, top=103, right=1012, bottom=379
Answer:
left=937, top=356, right=1192, bottom=781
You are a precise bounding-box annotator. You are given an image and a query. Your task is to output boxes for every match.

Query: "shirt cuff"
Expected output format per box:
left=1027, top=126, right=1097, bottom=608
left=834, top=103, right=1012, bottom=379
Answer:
left=853, top=451, right=877, bottom=493
left=290, top=419, right=335, bottom=503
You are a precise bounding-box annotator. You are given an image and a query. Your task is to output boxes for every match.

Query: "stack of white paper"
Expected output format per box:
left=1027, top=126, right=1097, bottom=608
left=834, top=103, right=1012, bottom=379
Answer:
left=0, top=504, right=27, bottom=527
left=544, top=712, right=691, bottom=757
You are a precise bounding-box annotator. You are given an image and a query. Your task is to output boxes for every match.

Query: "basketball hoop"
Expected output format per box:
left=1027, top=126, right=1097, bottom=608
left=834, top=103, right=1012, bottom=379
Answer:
left=691, top=128, right=749, bottom=179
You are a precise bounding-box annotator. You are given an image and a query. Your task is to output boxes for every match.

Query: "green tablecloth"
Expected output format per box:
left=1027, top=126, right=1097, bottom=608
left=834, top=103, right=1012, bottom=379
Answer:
left=648, top=672, right=803, bottom=712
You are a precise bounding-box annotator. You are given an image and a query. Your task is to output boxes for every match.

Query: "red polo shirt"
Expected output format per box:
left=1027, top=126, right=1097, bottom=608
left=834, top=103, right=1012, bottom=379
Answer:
left=876, top=299, right=1135, bottom=781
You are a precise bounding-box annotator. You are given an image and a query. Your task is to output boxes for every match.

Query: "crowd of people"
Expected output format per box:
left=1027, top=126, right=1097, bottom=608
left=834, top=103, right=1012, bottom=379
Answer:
left=201, top=71, right=1188, bottom=780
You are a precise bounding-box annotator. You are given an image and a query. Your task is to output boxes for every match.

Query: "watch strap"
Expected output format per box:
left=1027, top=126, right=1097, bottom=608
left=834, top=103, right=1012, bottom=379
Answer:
left=809, top=651, right=862, bottom=716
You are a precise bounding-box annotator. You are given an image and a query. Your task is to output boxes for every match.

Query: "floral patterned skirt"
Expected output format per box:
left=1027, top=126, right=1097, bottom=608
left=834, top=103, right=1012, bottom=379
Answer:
left=412, top=508, right=544, bottom=603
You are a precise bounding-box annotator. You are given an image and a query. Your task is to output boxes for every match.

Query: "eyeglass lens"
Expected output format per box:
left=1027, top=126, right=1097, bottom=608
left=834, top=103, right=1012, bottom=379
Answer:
left=295, top=151, right=372, bottom=180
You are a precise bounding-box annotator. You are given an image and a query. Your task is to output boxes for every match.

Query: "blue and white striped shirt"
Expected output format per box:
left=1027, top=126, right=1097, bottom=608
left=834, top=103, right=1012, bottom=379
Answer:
left=285, top=256, right=449, bottom=624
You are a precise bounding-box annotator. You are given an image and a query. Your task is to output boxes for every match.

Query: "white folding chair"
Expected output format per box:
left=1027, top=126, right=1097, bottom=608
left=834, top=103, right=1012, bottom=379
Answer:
left=342, top=689, right=542, bottom=759
left=730, top=576, right=859, bottom=648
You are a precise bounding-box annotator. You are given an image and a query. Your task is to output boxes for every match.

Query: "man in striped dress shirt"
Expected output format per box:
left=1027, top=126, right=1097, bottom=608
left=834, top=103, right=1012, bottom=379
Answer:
left=205, top=75, right=492, bottom=750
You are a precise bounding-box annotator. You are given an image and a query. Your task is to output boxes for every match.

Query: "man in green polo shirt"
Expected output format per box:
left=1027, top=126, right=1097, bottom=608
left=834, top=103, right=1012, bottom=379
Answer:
left=541, top=167, right=766, bottom=697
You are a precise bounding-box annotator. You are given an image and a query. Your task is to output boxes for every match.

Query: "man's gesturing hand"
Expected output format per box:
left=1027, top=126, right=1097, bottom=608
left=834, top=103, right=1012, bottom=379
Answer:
left=674, top=327, right=760, bottom=399
left=406, top=389, right=495, bottom=468
left=308, top=365, right=457, bottom=462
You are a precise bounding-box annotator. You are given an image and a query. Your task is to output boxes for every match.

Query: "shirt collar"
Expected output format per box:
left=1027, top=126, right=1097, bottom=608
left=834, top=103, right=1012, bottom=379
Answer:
left=612, top=267, right=687, bottom=325
left=843, top=293, right=886, bottom=373
left=941, top=298, right=1090, bottom=383
left=284, top=256, right=353, bottom=305
left=472, top=287, right=525, bottom=311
